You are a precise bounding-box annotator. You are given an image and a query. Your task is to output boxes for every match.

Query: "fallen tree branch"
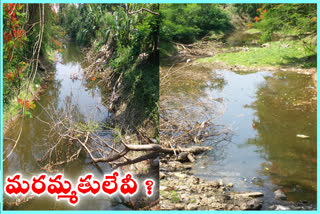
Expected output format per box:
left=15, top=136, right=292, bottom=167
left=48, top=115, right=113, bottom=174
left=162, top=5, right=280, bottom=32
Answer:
left=34, top=93, right=215, bottom=172
left=125, top=143, right=211, bottom=154
left=113, top=151, right=158, bottom=168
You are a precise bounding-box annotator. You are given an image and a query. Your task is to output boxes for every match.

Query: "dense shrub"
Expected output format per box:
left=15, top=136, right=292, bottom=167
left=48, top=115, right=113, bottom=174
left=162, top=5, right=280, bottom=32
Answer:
left=160, top=4, right=232, bottom=44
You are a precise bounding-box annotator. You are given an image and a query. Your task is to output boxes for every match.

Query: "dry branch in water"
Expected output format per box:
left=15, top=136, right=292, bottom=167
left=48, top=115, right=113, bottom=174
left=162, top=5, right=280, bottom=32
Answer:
left=160, top=60, right=232, bottom=155
left=35, top=60, right=230, bottom=171
left=35, top=98, right=211, bottom=172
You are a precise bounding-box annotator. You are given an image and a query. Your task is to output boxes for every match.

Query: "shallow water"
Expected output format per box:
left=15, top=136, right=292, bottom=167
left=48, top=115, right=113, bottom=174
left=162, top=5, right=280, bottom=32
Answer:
left=161, top=62, right=317, bottom=207
left=3, top=43, right=130, bottom=210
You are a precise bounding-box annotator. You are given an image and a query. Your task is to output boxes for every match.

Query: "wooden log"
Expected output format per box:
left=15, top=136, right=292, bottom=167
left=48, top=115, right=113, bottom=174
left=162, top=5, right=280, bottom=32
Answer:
left=125, top=143, right=211, bottom=154
left=235, top=192, right=264, bottom=198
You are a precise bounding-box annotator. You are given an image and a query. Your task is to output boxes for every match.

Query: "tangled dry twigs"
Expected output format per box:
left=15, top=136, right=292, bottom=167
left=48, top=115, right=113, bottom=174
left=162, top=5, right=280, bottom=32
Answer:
left=35, top=96, right=212, bottom=172
left=160, top=59, right=232, bottom=156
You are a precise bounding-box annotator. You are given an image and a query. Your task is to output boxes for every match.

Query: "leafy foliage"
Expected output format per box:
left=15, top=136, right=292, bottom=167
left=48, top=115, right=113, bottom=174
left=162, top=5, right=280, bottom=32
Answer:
left=59, top=4, right=160, bottom=130
left=252, top=4, right=317, bottom=43
left=233, top=3, right=261, bottom=19
left=3, top=3, right=63, bottom=118
left=160, top=4, right=232, bottom=44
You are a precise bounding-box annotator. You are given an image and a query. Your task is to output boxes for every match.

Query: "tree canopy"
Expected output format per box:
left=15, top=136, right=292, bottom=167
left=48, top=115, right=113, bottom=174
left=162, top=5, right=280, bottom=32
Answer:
left=160, top=4, right=232, bottom=44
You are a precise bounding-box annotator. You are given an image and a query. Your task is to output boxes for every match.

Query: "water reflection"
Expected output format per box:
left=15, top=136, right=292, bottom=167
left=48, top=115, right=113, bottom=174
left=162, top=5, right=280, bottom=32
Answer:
left=198, top=69, right=316, bottom=205
left=161, top=64, right=317, bottom=206
left=247, top=72, right=317, bottom=202
left=3, top=43, right=123, bottom=210
left=61, top=43, right=84, bottom=64
left=161, top=62, right=224, bottom=98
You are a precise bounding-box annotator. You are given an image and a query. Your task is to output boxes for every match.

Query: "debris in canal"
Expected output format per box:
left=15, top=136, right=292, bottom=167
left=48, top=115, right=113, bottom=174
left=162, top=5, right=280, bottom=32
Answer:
left=159, top=3, right=316, bottom=211
left=3, top=3, right=160, bottom=210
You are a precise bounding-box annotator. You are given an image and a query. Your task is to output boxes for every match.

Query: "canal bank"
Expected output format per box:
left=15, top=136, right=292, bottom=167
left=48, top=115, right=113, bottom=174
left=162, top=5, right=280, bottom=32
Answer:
left=159, top=36, right=317, bottom=209
left=3, top=42, right=159, bottom=210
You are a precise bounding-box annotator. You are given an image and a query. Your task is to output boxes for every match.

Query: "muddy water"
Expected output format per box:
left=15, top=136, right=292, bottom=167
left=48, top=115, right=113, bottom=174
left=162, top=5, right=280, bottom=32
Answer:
left=162, top=62, right=317, bottom=207
left=3, top=43, right=130, bottom=210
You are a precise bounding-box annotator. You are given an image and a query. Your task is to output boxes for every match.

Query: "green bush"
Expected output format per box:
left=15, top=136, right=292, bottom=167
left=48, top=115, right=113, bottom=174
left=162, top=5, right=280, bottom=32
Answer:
left=254, top=4, right=317, bottom=43
left=160, top=4, right=232, bottom=44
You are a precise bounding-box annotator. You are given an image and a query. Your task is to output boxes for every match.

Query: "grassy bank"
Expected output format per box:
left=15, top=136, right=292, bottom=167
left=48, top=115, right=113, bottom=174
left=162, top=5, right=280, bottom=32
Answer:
left=197, top=39, right=316, bottom=69
left=115, top=56, right=159, bottom=137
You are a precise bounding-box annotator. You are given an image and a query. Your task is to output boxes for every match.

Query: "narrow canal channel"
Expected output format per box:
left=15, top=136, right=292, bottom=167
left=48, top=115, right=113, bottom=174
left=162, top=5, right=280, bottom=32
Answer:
left=3, top=42, right=130, bottom=210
